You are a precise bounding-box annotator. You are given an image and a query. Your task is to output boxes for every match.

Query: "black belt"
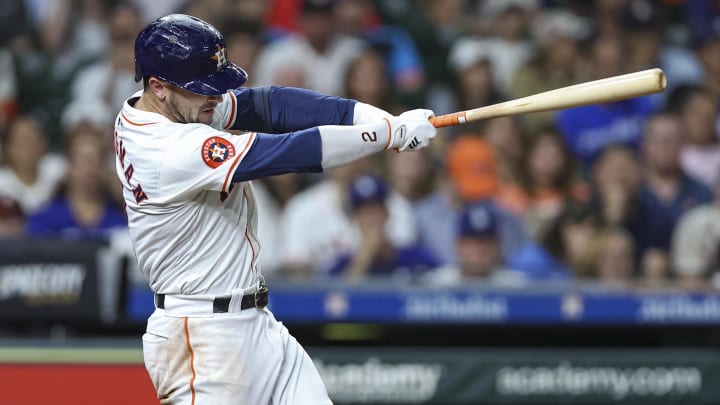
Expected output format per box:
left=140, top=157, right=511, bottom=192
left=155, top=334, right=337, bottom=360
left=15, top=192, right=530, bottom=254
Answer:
left=155, top=285, right=269, bottom=313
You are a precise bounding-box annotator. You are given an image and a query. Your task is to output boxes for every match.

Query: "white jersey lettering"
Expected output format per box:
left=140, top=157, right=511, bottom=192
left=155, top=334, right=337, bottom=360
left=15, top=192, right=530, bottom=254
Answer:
left=114, top=91, right=260, bottom=295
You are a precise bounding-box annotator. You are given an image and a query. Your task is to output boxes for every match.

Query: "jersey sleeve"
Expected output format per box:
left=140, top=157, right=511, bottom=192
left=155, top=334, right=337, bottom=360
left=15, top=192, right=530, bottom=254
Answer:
left=159, top=116, right=393, bottom=200
left=213, top=86, right=356, bottom=133
left=158, top=125, right=256, bottom=199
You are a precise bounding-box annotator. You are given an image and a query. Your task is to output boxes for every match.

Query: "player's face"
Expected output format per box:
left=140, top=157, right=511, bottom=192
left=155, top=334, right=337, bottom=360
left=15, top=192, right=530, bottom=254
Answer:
left=165, top=85, right=223, bottom=125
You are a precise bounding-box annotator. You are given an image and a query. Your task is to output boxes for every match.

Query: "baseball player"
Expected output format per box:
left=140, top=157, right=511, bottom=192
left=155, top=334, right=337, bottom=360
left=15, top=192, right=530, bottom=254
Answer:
left=116, top=14, right=436, bottom=404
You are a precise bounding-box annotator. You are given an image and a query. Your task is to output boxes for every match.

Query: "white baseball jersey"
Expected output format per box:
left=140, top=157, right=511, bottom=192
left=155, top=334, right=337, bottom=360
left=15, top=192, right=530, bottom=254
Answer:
left=114, top=90, right=261, bottom=295
left=119, top=84, right=434, bottom=404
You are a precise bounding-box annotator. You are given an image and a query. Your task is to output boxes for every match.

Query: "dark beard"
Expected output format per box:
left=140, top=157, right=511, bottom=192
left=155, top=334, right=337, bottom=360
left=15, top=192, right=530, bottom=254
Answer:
left=167, top=95, right=190, bottom=124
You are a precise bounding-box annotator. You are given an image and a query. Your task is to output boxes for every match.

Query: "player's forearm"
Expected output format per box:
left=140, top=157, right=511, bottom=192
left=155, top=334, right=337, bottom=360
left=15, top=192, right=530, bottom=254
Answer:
left=229, top=120, right=389, bottom=182
left=231, top=111, right=434, bottom=182
left=319, top=120, right=394, bottom=168
left=231, top=120, right=395, bottom=183
left=230, top=86, right=356, bottom=132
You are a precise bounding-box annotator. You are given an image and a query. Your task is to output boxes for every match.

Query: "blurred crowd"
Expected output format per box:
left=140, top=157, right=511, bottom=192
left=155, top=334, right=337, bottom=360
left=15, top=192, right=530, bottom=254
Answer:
left=1, top=0, right=719, bottom=291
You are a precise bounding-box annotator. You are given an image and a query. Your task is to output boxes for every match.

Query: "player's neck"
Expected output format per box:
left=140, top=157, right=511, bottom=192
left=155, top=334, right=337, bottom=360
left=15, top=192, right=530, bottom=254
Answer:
left=135, top=93, right=169, bottom=120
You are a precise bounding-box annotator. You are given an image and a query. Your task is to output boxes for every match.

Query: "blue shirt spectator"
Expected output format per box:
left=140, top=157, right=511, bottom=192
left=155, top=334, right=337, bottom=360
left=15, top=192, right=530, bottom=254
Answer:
left=326, top=174, right=439, bottom=279
left=414, top=191, right=528, bottom=266
left=627, top=113, right=714, bottom=259
left=26, top=124, right=126, bottom=239
left=556, top=96, right=656, bottom=168
left=424, top=202, right=566, bottom=286
left=27, top=196, right=126, bottom=239
left=630, top=175, right=713, bottom=255
left=327, top=244, right=439, bottom=277
left=506, top=240, right=571, bottom=280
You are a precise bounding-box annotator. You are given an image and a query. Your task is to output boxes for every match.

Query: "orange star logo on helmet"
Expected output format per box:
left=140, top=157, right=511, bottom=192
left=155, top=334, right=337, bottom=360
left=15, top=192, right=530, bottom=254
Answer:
left=211, top=44, right=227, bottom=71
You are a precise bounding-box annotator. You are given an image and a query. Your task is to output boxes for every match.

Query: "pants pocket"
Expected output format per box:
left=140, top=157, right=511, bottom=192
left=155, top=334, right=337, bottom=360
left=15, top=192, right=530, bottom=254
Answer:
left=142, top=332, right=170, bottom=396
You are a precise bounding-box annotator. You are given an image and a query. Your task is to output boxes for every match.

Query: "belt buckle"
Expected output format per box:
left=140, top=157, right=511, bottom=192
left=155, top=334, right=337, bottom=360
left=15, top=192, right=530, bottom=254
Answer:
left=254, top=283, right=268, bottom=308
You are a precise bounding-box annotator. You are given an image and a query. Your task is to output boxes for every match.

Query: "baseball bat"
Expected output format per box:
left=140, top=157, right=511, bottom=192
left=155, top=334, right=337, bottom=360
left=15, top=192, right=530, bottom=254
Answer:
left=428, top=68, right=667, bottom=128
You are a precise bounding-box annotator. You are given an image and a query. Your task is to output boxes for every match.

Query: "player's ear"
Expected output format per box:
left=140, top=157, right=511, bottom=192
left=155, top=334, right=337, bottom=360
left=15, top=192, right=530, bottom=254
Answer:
left=146, top=77, right=168, bottom=101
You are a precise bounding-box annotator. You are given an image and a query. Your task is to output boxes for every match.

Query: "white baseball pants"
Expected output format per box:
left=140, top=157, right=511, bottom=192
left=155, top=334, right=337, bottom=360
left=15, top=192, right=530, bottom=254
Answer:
left=142, top=302, right=332, bottom=404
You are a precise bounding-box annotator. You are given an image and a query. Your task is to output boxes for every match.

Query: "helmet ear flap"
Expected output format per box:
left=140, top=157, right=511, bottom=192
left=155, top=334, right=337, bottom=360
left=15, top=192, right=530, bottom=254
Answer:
left=134, top=61, right=143, bottom=83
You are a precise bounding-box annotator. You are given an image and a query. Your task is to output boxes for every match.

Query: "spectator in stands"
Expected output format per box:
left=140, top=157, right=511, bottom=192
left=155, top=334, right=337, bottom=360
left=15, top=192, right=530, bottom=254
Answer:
left=0, top=0, right=23, bottom=107
left=695, top=35, right=720, bottom=105
left=66, top=2, right=143, bottom=116
left=327, top=175, right=439, bottom=280
left=385, top=149, right=435, bottom=203
left=34, top=0, right=109, bottom=65
left=334, top=0, right=425, bottom=99
left=453, top=202, right=507, bottom=279
left=13, top=0, right=111, bottom=144
left=252, top=0, right=365, bottom=96
left=342, top=49, right=404, bottom=114
left=588, top=226, right=637, bottom=287
left=542, top=202, right=601, bottom=278
left=641, top=248, right=671, bottom=290
left=620, top=1, right=704, bottom=108
left=254, top=173, right=309, bottom=275
left=427, top=202, right=534, bottom=286
left=476, top=0, right=537, bottom=95
left=0, top=47, right=18, bottom=136
left=682, top=1, right=720, bottom=49
left=221, top=20, right=265, bottom=86
left=511, top=9, right=588, bottom=131
left=27, top=124, right=126, bottom=239
left=414, top=135, right=528, bottom=267
left=589, top=145, right=641, bottom=228
left=446, top=38, right=503, bottom=134
left=590, top=0, right=629, bottom=36
left=672, top=178, right=720, bottom=290
left=629, top=113, right=713, bottom=270
left=556, top=34, right=656, bottom=168
left=232, top=0, right=273, bottom=29
left=0, top=0, right=31, bottom=49
left=0, top=115, right=66, bottom=214
left=0, top=197, right=24, bottom=238
left=522, top=127, right=587, bottom=240
left=60, top=99, right=116, bottom=140
left=264, top=0, right=309, bottom=33
left=130, top=0, right=186, bottom=24
left=180, top=0, right=228, bottom=28
left=370, top=1, right=455, bottom=108
left=279, top=157, right=417, bottom=277
left=667, top=85, right=720, bottom=190
left=484, top=117, right=528, bottom=217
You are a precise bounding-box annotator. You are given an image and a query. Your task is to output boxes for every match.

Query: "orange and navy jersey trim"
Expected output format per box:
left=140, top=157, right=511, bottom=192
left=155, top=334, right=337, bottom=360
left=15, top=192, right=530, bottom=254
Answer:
left=223, top=91, right=237, bottom=130
left=222, top=132, right=256, bottom=193
left=120, top=111, right=158, bottom=127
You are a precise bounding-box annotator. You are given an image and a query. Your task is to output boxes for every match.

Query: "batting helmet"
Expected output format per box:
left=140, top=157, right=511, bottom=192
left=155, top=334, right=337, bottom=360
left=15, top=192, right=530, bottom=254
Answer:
left=134, top=14, right=248, bottom=96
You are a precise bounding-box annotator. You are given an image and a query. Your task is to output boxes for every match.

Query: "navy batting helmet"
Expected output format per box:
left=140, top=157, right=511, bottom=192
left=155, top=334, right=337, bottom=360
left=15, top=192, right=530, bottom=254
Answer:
left=134, top=14, right=248, bottom=96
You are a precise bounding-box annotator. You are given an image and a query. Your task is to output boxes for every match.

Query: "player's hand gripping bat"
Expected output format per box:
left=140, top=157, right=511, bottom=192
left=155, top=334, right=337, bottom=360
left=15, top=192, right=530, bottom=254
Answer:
left=428, top=68, right=667, bottom=128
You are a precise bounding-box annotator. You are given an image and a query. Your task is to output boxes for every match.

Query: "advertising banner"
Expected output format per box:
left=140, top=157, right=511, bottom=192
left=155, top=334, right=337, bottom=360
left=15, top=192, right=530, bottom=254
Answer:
left=0, top=238, right=105, bottom=321
left=310, top=348, right=720, bottom=404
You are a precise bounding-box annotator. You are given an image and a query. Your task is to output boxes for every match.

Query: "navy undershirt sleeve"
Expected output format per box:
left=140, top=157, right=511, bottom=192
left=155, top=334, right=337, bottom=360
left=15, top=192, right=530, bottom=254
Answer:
left=230, top=86, right=356, bottom=133
left=231, top=128, right=323, bottom=183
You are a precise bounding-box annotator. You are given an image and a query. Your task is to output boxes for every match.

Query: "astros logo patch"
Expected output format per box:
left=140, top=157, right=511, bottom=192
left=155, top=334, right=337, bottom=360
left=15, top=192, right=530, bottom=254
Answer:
left=202, top=137, right=236, bottom=169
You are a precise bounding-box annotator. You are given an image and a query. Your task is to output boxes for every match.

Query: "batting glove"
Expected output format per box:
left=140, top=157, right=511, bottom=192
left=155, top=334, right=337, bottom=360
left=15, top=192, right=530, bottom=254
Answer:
left=388, top=109, right=437, bottom=152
